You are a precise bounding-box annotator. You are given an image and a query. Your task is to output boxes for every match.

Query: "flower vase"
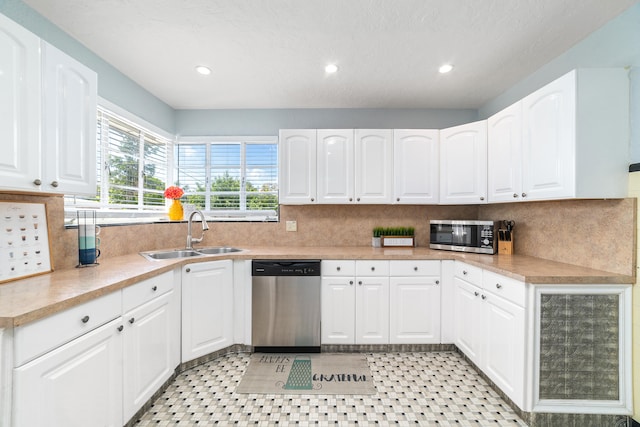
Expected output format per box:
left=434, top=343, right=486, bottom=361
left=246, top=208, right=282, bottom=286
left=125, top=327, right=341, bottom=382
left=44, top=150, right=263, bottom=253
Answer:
left=168, top=199, right=184, bottom=221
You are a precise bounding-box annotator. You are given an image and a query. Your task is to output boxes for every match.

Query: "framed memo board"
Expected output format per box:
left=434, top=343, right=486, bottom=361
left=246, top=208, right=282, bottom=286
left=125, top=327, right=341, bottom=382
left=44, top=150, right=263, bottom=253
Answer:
left=0, top=201, right=53, bottom=284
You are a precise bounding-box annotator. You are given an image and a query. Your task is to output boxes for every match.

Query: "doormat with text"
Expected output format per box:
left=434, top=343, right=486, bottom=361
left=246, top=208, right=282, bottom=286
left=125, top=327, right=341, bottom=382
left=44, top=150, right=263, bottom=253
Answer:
left=236, top=353, right=376, bottom=395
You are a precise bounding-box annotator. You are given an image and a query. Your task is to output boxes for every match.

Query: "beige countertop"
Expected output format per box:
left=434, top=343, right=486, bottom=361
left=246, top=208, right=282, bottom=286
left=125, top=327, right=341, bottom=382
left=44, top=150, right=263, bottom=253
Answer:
left=0, top=246, right=633, bottom=328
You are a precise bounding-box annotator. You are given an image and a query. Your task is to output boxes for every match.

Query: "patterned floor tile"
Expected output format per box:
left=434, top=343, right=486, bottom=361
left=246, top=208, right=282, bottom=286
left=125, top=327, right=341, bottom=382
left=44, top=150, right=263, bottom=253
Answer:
left=134, top=351, right=528, bottom=426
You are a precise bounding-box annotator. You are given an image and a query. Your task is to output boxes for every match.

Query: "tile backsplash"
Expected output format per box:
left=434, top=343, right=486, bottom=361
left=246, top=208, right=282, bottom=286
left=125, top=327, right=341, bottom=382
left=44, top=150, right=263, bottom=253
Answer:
left=0, top=192, right=635, bottom=275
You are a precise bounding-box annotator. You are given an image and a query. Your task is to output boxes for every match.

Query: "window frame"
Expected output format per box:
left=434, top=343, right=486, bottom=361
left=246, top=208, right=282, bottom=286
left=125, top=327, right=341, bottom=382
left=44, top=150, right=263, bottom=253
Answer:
left=176, top=136, right=279, bottom=220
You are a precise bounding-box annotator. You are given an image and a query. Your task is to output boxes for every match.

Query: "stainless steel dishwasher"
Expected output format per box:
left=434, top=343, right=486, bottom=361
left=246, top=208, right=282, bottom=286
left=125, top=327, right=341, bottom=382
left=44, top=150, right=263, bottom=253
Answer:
left=252, top=260, right=321, bottom=352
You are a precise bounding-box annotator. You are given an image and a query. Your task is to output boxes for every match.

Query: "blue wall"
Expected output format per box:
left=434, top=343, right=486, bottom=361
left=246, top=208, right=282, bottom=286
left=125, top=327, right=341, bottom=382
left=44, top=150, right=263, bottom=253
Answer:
left=477, top=2, right=640, bottom=163
left=174, top=108, right=477, bottom=137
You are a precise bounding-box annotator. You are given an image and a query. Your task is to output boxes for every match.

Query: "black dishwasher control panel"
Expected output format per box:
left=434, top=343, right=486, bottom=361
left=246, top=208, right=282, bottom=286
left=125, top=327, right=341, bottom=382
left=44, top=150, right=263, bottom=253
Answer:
left=252, top=260, right=321, bottom=276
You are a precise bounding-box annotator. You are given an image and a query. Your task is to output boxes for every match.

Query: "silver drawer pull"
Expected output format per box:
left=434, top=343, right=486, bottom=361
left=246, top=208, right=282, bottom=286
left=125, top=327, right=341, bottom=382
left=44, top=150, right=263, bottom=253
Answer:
left=117, top=325, right=124, bottom=332
left=81, top=315, right=90, bottom=323
left=349, top=280, right=354, bottom=285
left=435, top=280, right=439, bottom=285
left=495, top=283, right=502, bottom=289
left=463, top=271, right=468, bottom=275
left=358, top=281, right=363, bottom=285
left=152, top=285, right=158, bottom=291
left=474, top=292, right=479, bottom=297
left=129, top=317, right=135, bottom=324
left=337, top=266, right=341, bottom=271
left=481, top=295, right=487, bottom=300
left=414, top=267, right=418, bottom=271
left=371, top=267, right=375, bottom=271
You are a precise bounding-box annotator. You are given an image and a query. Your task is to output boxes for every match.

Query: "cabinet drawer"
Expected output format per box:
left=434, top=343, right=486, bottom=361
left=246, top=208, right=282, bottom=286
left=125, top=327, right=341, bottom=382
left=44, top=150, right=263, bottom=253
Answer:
left=122, top=271, right=173, bottom=313
left=390, top=260, right=440, bottom=276
left=454, top=262, right=482, bottom=286
left=14, top=290, right=122, bottom=367
left=482, top=270, right=525, bottom=307
left=322, top=260, right=355, bottom=276
left=356, top=260, right=389, bottom=276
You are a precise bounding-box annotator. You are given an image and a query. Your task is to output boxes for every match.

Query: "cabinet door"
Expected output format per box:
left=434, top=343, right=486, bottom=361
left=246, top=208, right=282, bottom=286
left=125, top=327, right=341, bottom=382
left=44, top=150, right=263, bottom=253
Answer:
left=453, top=277, right=483, bottom=365
left=13, top=318, right=123, bottom=427
left=440, top=121, right=487, bottom=204
left=389, top=277, right=441, bottom=344
left=354, top=129, right=393, bottom=204
left=521, top=71, right=576, bottom=200
left=317, top=129, right=354, bottom=203
left=483, top=292, right=525, bottom=408
left=488, top=102, right=522, bottom=203
left=279, top=129, right=317, bottom=204
left=393, top=129, right=439, bottom=204
left=321, top=277, right=356, bottom=344
left=42, top=42, right=97, bottom=195
left=0, top=14, right=41, bottom=192
left=355, top=276, right=389, bottom=344
left=182, top=260, right=233, bottom=362
left=123, top=291, right=175, bottom=422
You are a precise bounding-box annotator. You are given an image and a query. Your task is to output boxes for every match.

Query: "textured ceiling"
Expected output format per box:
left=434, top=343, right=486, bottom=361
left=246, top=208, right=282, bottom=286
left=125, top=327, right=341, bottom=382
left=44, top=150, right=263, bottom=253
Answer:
left=22, top=0, right=638, bottom=109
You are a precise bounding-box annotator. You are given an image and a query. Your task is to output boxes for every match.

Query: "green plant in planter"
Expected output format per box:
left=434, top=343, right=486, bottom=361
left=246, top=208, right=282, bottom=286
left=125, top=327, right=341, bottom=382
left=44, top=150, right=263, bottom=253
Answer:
left=382, top=226, right=415, bottom=236
left=373, top=227, right=384, bottom=237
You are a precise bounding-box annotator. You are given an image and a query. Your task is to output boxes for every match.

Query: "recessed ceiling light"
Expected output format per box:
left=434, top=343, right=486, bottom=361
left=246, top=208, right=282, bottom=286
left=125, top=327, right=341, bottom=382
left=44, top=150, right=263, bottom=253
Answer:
left=195, top=65, right=211, bottom=75
left=325, top=64, right=338, bottom=74
left=439, top=64, right=454, bottom=74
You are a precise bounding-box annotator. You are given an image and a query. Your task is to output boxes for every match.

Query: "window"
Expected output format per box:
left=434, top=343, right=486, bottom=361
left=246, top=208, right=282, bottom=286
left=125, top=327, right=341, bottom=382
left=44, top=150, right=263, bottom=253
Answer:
left=65, top=107, right=279, bottom=223
left=176, top=137, right=278, bottom=220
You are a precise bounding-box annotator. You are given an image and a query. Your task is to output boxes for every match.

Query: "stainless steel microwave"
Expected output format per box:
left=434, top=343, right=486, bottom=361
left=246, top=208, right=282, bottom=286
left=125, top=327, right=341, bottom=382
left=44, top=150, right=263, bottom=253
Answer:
left=429, top=220, right=497, bottom=254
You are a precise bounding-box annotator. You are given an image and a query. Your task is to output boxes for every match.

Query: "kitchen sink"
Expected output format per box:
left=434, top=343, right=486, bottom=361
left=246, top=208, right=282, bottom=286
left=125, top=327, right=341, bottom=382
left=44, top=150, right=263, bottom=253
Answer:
left=140, top=249, right=203, bottom=261
left=140, top=247, right=243, bottom=261
left=196, top=246, right=243, bottom=255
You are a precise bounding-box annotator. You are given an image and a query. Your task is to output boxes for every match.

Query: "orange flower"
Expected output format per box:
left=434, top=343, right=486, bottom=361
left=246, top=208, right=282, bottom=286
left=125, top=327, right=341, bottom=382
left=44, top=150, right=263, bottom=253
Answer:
left=164, top=186, right=184, bottom=199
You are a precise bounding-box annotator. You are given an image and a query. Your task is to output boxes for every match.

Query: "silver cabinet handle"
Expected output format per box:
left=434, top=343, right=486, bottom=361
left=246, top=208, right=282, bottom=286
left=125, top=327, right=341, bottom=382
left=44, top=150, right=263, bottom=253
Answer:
left=522, top=192, right=527, bottom=198
left=152, top=285, right=158, bottom=291
left=495, top=283, right=502, bottom=289
left=474, top=291, right=479, bottom=297
left=463, top=270, right=468, bottom=275
left=480, top=196, right=485, bottom=201
left=117, top=325, right=124, bottom=332
left=513, top=193, right=518, bottom=198
left=129, top=317, right=135, bottom=324
left=371, top=266, right=375, bottom=271
left=337, top=266, right=341, bottom=271
left=349, top=198, right=353, bottom=202
left=435, top=280, right=440, bottom=285
left=349, top=280, right=353, bottom=285
left=414, top=266, right=418, bottom=271
left=186, top=267, right=191, bottom=273
left=357, top=198, right=361, bottom=202
left=33, top=179, right=42, bottom=186
left=397, top=198, right=400, bottom=202
left=81, top=315, right=90, bottom=323
left=50, top=181, right=59, bottom=188
left=481, top=295, right=487, bottom=300
left=358, top=281, right=363, bottom=285
left=310, top=198, right=315, bottom=202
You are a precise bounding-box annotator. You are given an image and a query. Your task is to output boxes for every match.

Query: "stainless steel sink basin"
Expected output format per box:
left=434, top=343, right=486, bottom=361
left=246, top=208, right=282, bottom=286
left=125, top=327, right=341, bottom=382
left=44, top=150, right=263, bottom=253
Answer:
left=196, top=246, right=243, bottom=255
left=140, top=247, right=243, bottom=261
left=140, top=249, right=203, bottom=261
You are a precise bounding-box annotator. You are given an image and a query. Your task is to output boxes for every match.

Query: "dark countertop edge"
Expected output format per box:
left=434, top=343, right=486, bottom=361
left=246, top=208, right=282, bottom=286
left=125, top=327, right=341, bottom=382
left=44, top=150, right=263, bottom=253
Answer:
left=0, top=247, right=634, bottom=328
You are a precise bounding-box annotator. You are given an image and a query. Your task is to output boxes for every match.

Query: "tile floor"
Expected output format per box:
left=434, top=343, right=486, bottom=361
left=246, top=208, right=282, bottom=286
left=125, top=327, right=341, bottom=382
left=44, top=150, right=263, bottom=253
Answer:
left=135, top=351, right=528, bottom=426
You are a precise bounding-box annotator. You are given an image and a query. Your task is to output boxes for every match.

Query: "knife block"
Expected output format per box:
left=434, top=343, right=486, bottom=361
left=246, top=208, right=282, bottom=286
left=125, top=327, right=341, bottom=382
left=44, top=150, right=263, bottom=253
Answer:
left=498, top=230, right=513, bottom=255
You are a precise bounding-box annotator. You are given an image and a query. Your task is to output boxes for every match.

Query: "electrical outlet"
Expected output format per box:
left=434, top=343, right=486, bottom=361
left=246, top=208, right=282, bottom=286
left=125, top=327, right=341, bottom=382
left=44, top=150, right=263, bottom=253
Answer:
left=286, top=220, right=297, bottom=232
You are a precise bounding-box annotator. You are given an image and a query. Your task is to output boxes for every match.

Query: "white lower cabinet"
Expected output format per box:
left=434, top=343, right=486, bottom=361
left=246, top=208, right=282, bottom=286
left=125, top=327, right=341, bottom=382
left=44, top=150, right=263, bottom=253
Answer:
left=182, top=260, right=233, bottom=362
left=122, top=290, right=176, bottom=421
left=13, top=318, right=124, bottom=427
left=321, top=260, right=389, bottom=345
left=11, top=271, right=179, bottom=427
left=389, top=261, right=441, bottom=344
left=454, top=262, right=525, bottom=409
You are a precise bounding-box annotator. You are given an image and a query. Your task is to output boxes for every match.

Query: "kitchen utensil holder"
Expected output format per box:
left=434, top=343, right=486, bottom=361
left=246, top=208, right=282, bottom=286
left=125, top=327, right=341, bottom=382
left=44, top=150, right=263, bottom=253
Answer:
left=498, top=230, right=513, bottom=255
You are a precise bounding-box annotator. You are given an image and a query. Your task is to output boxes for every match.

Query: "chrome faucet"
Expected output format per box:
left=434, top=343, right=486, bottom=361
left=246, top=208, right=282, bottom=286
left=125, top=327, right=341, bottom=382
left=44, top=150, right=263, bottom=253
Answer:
left=186, top=210, right=209, bottom=250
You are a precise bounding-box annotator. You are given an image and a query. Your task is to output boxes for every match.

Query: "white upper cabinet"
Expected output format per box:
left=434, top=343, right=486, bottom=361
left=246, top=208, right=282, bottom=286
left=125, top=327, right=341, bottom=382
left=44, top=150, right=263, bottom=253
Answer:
left=42, top=42, right=97, bottom=195
left=393, top=129, right=439, bottom=204
left=439, top=121, right=488, bottom=204
left=0, top=15, right=97, bottom=196
left=278, top=129, right=317, bottom=204
left=354, top=129, right=393, bottom=204
left=0, top=13, right=41, bottom=191
left=317, top=129, right=354, bottom=203
left=488, top=102, right=522, bottom=203
left=521, top=69, right=629, bottom=200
